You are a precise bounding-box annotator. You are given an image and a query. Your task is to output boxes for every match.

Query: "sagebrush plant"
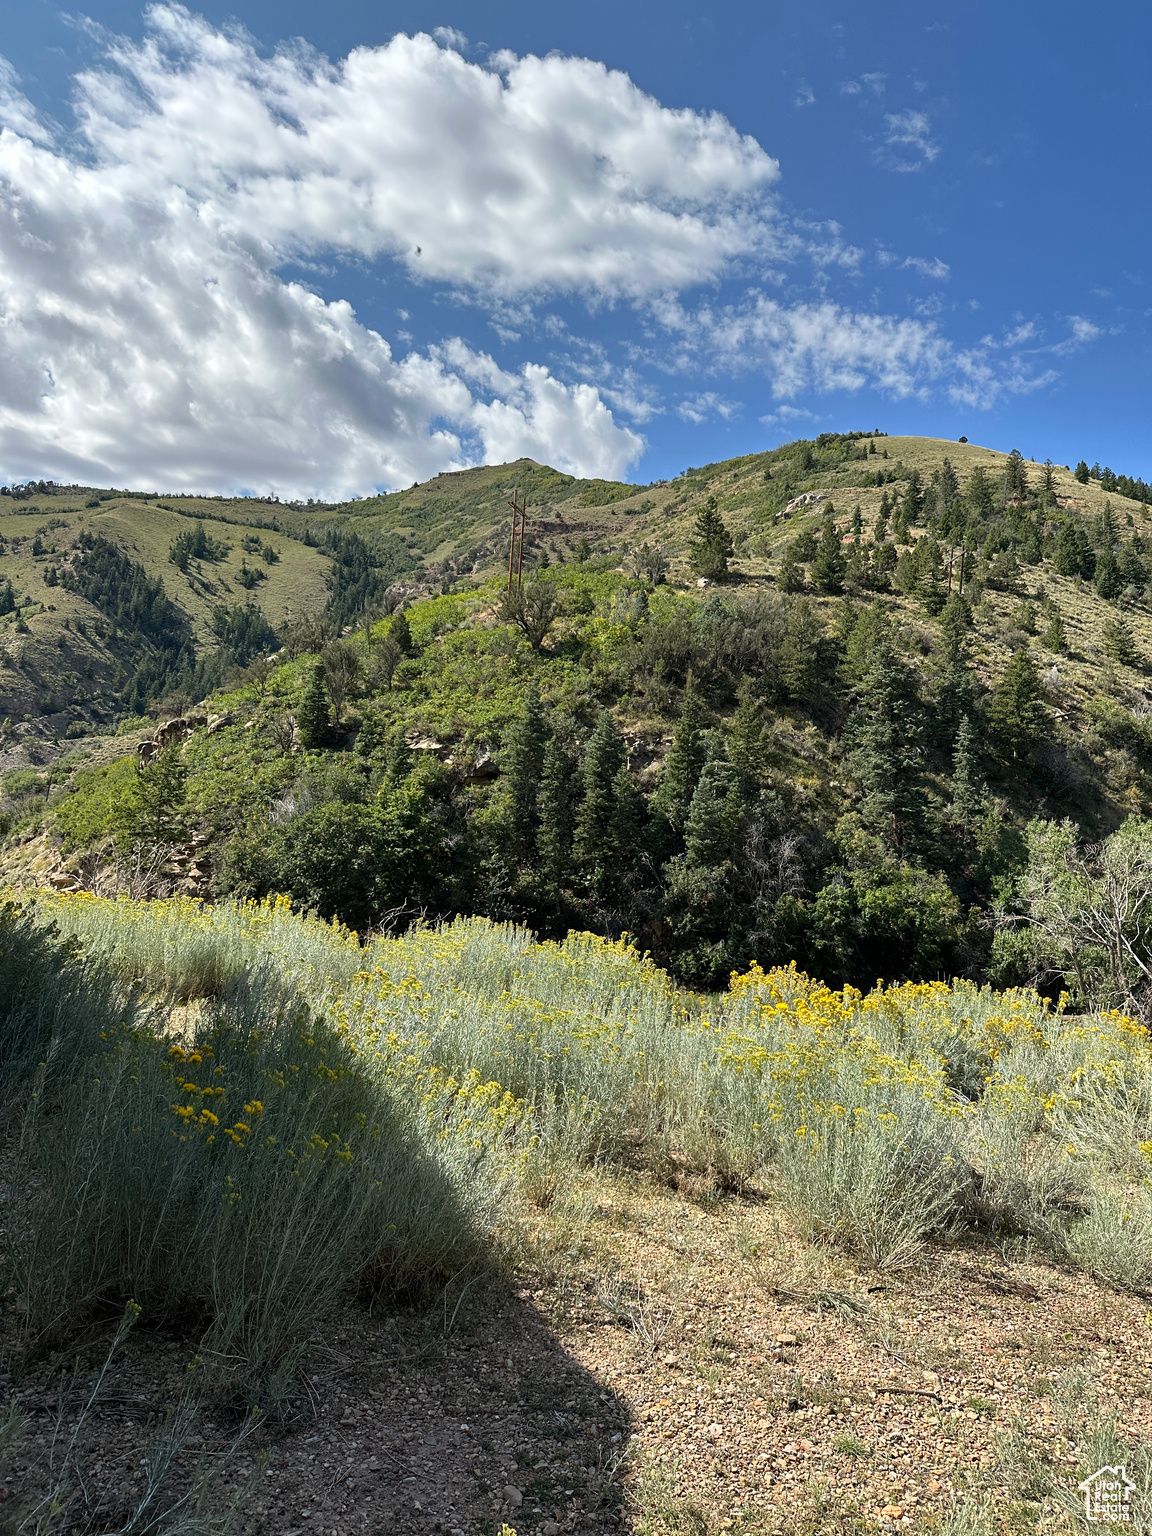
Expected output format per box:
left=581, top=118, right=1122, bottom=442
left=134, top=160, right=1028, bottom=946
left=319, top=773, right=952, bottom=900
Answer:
left=11, top=892, right=1152, bottom=1332
left=773, top=1095, right=966, bottom=1269
left=3, top=902, right=511, bottom=1397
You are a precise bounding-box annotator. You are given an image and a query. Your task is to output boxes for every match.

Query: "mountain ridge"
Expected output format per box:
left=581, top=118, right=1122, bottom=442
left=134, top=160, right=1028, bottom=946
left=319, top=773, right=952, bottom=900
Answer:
left=6, top=427, right=1152, bottom=993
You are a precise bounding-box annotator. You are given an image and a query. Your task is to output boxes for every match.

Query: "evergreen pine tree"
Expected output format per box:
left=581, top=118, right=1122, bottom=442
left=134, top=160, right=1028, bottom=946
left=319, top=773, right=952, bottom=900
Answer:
left=728, top=692, right=769, bottom=789
left=1074, top=460, right=1091, bottom=484
left=654, top=685, right=708, bottom=830
left=874, top=490, right=892, bottom=543
left=1002, top=449, right=1029, bottom=500
left=794, top=527, right=818, bottom=561
left=124, top=743, right=188, bottom=849
left=1101, top=615, right=1139, bottom=667
left=381, top=728, right=412, bottom=788
left=843, top=645, right=925, bottom=850
left=296, top=662, right=331, bottom=749
left=939, top=591, right=974, bottom=667
left=1099, top=499, right=1119, bottom=547
left=778, top=599, right=823, bottom=703
left=502, top=682, right=550, bottom=859
left=841, top=603, right=887, bottom=682
left=899, top=470, right=924, bottom=529
left=810, top=516, right=847, bottom=593
left=608, top=763, right=644, bottom=877
left=1052, top=521, right=1085, bottom=578
left=1019, top=517, right=1042, bottom=565
left=1044, top=609, right=1067, bottom=654
left=965, top=465, right=996, bottom=521
left=389, top=609, right=413, bottom=654
left=684, top=752, right=745, bottom=868
left=1095, top=544, right=1121, bottom=600
left=947, top=714, right=988, bottom=834
left=777, top=542, right=805, bottom=593
left=851, top=503, right=864, bottom=538
left=573, top=712, right=626, bottom=881
left=1119, top=536, right=1147, bottom=591
left=871, top=541, right=897, bottom=591
left=937, top=457, right=961, bottom=510
left=536, top=736, right=575, bottom=894
left=690, top=497, right=735, bottom=581
left=988, top=649, right=1047, bottom=759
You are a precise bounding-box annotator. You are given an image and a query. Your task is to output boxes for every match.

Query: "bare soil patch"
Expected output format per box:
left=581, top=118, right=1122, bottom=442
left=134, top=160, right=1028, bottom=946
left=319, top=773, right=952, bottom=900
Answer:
left=4, top=1170, right=1148, bottom=1535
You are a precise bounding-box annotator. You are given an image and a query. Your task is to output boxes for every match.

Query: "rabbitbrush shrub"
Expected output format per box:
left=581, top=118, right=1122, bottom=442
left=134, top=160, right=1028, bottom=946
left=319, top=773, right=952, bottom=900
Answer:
left=18, top=893, right=1152, bottom=1305
left=2, top=902, right=509, bottom=1397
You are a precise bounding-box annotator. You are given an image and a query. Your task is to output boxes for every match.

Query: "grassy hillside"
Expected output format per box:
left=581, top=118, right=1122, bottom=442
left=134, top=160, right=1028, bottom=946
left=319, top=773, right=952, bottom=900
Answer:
left=7, top=430, right=1152, bottom=996
left=0, top=460, right=665, bottom=739
left=5, top=434, right=1149, bottom=742
left=0, top=489, right=331, bottom=729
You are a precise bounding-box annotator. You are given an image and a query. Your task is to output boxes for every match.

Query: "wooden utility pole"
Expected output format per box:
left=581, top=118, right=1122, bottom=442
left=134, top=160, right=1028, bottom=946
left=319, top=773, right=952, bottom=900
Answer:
left=507, top=493, right=519, bottom=592
left=508, top=490, right=528, bottom=591
left=515, top=492, right=527, bottom=591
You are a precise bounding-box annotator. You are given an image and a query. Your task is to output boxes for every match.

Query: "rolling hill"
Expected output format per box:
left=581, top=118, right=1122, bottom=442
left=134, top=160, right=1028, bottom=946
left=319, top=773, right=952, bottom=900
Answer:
left=4, top=433, right=1148, bottom=743
left=5, top=428, right=1152, bottom=994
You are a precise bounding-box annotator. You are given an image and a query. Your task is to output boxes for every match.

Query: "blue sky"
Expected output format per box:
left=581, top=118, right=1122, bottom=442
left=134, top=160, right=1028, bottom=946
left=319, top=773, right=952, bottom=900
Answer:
left=0, top=0, right=1148, bottom=496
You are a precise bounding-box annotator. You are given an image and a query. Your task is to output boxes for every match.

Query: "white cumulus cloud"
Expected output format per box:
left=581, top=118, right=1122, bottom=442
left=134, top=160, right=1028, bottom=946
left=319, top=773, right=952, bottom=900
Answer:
left=4, top=8, right=791, bottom=493
left=433, top=341, right=643, bottom=477
left=0, top=7, right=1070, bottom=494
left=66, top=7, right=780, bottom=299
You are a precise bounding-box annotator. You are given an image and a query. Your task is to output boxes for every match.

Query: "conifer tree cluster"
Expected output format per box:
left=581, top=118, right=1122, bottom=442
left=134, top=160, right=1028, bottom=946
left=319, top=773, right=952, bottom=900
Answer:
left=30, top=431, right=1152, bottom=996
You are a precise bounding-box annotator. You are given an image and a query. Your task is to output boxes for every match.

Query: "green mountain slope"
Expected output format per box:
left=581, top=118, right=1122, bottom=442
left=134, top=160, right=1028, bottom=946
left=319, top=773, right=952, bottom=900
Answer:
left=5, top=430, right=1152, bottom=995
left=0, top=491, right=331, bottom=727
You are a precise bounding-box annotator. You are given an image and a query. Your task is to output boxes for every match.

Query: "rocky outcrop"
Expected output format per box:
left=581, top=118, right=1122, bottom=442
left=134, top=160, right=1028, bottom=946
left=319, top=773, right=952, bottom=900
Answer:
left=137, top=711, right=232, bottom=762
left=779, top=490, right=830, bottom=519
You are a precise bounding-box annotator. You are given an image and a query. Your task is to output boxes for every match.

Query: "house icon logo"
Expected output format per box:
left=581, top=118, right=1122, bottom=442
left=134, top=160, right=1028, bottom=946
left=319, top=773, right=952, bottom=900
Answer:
left=1078, top=1465, right=1136, bottom=1523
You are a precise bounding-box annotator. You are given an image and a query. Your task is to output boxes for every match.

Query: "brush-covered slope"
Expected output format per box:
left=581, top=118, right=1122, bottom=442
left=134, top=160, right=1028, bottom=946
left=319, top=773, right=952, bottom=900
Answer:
left=4, top=435, right=1146, bottom=742
left=0, top=489, right=330, bottom=729
left=0, top=460, right=667, bottom=738
left=5, top=430, right=1152, bottom=994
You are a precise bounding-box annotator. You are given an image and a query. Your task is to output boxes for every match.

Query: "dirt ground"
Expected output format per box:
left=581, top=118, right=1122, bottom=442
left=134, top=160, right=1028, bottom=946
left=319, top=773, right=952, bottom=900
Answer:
left=4, top=1169, right=1149, bottom=1535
